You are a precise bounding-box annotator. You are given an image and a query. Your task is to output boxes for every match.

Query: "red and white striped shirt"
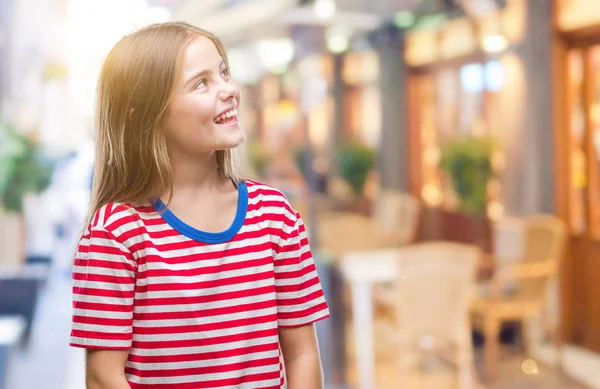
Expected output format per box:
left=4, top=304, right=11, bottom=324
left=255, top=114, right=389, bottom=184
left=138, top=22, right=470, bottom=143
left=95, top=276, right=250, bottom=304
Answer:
left=70, top=180, right=330, bottom=388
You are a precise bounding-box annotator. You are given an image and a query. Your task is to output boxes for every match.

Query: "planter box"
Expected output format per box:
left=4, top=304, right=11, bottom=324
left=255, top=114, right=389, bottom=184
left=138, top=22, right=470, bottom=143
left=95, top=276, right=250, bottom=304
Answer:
left=416, top=206, right=493, bottom=253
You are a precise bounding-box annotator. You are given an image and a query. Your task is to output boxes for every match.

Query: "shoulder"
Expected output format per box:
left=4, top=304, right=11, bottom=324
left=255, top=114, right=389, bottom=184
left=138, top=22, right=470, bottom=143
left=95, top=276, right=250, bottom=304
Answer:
left=86, top=202, right=153, bottom=238
left=244, top=180, right=296, bottom=213
left=246, top=180, right=300, bottom=226
left=77, top=203, right=141, bottom=264
left=244, top=180, right=294, bottom=210
left=244, top=179, right=287, bottom=199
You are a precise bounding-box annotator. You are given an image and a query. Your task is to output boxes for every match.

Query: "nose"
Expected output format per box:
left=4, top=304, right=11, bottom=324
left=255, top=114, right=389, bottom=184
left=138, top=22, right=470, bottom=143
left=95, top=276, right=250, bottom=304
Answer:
left=217, top=79, right=239, bottom=103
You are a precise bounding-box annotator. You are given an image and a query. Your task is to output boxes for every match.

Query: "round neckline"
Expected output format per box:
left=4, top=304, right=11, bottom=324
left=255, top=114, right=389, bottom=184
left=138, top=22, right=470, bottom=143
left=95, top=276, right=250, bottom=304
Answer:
left=152, top=181, right=248, bottom=244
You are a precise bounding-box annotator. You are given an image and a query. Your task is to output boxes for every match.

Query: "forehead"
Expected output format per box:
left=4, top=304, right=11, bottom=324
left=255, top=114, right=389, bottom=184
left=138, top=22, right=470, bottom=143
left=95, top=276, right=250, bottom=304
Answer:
left=179, top=36, right=223, bottom=78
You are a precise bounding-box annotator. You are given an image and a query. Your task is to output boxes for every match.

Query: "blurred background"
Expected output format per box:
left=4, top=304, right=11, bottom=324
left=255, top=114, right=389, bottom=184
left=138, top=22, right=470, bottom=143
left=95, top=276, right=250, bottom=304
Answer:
left=0, top=0, right=599, bottom=388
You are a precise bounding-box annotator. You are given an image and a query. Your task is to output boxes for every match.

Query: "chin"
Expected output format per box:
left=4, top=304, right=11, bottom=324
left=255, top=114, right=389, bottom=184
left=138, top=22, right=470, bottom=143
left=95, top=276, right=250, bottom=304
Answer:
left=219, top=127, right=246, bottom=149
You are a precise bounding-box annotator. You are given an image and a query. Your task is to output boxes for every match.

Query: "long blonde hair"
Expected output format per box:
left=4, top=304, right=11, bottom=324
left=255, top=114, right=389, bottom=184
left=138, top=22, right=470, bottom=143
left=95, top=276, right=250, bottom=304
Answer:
left=88, top=22, right=240, bottom=223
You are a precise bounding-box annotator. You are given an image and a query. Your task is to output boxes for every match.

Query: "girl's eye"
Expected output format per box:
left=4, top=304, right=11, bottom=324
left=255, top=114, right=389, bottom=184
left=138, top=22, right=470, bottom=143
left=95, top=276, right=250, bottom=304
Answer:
left=220, top=68, right=230, bottom=78
left=195, top=79, right=207, bottom=89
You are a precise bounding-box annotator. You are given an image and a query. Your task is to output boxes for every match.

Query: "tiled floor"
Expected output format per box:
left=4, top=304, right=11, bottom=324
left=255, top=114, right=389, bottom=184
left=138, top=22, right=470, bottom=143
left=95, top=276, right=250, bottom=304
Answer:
left=4, top=267, right=592, bottom=389
left=6, top=270, right=73, bottom=389
left=484, top=356, right=586, bottom=389
left=343, top=326, right=589, bottom=389
left=343, top=348, right=588, bottom=389
left=533, top=343, right=600, bottom=389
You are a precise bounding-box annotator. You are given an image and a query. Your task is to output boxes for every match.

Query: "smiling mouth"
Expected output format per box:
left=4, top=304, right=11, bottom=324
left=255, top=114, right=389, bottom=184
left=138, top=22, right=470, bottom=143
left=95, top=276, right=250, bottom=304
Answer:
left=214, top=108, right=239, bottom=125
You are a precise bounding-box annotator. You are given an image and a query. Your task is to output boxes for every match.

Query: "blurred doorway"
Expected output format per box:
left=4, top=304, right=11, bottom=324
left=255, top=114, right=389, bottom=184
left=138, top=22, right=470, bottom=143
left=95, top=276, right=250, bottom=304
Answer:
left=557, top=40, right=600, bottom=354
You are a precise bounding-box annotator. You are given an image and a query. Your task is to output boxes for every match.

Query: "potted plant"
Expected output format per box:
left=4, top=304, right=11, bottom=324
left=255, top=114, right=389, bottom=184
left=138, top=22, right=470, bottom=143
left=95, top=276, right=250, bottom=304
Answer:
left=0, top=123, right=55, bottom=266
left=434, top=135, right=498, bottom=251
left=439, top=135, right=497, bottom=216
left=335, top=143, right=376, bottom=213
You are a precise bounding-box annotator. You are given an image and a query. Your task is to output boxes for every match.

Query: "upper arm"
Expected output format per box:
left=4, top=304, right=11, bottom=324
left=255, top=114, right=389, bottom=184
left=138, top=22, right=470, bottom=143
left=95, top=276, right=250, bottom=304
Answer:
left=273, top=208, right=330, bottom=328
left=71, top=206, right=139, bottom=387
left=70, top=224, right=137, bottom=350
left=85, top=349, right=130, bottom=388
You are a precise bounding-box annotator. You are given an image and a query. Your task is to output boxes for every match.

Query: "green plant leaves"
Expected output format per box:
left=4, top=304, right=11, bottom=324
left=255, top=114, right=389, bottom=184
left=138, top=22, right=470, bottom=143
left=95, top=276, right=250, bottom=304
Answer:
left=0, top=123, right=55, bottom=213
left=336, top=144, right=376, bottom=196
left=439, top=135, right=497, bottom=215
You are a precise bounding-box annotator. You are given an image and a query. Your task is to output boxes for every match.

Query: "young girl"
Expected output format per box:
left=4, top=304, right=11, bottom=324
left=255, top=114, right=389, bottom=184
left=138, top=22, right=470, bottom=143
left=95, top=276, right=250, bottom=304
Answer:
left=70, top=22, right=330, bottom=389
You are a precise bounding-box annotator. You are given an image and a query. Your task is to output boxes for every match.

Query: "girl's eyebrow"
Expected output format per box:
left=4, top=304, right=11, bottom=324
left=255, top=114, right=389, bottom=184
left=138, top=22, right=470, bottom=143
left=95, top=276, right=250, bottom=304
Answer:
left=185, top=60, right=226, bottom=87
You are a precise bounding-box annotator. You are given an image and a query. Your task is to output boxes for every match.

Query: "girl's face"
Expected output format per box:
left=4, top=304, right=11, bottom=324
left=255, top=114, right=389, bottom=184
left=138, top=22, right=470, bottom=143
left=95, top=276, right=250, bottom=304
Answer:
left=163, top=36, right=245, bottom=159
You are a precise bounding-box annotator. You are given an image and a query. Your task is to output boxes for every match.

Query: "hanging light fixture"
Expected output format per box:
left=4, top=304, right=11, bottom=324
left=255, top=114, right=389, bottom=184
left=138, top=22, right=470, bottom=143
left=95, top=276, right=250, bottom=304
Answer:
left=325, top=26, right=350, bottom=54
left=314, top=0, right=336, bottom=20
left=480, top=13, right=508, bottom=54
left=257, top=38, right=295, bottom=74
left=482, top=34, right=508, bottom=53
left=327, top=35, right=349, bottom=53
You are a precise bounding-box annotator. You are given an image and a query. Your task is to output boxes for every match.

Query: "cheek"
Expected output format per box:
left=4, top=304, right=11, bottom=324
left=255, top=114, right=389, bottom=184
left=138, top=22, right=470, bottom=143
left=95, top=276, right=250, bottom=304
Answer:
left=192, top=98, right=216, bottom=123
left=165, top=103, right=215, bottom=144
left=171, top=97, right=216, bottom=128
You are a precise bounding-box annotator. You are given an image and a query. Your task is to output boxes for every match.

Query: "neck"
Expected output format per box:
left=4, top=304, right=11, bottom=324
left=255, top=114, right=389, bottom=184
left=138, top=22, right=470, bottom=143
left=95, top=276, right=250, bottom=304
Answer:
left=167, top=152, right=228, bottom=200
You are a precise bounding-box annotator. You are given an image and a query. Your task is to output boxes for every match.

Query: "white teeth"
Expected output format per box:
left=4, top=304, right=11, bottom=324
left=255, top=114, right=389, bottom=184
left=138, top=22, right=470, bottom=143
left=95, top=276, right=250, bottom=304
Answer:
left=215, top=108, right=238, bottom=123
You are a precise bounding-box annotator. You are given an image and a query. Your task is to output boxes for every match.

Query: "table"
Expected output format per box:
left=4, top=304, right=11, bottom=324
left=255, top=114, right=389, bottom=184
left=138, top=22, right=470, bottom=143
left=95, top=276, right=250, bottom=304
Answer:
left=339, top=244, right=493, bottom=389
left=339, top=249, right=399, bottom=389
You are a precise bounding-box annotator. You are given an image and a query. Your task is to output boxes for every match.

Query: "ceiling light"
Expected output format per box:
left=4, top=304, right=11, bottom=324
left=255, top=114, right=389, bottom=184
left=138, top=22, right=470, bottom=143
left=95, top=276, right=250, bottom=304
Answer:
left=327, top=35, right=349, bottom=53
left=257, top=39, right=295, bottom=72
left=314, top=0, right=336, bottom=20
left=326, top=25, right=351, bottom=54
left=482, top=34, right=508, bottom=53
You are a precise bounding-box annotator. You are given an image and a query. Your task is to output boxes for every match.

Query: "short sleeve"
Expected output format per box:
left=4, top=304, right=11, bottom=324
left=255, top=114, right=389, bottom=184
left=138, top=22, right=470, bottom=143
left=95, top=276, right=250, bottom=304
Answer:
left=70, top=226, right=137, bottom=350
left=274, top=212, right=330, bottom=327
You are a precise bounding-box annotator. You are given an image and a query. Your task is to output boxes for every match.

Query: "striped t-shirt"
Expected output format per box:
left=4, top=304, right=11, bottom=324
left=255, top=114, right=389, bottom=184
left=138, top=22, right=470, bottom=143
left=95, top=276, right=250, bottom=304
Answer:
left=70, top=180, right=330, bottom=388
